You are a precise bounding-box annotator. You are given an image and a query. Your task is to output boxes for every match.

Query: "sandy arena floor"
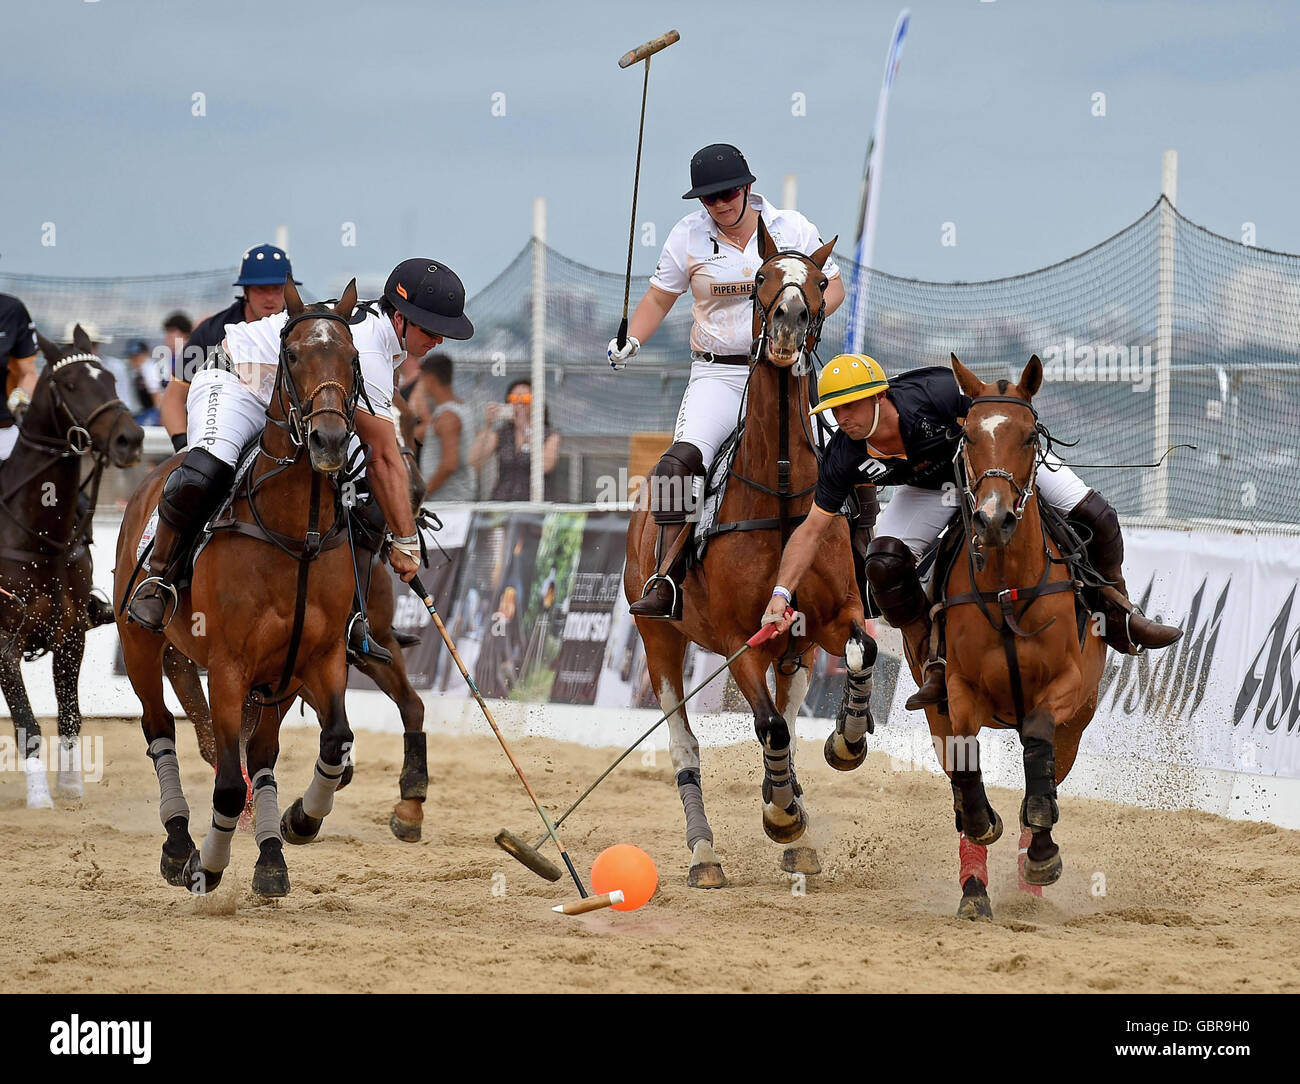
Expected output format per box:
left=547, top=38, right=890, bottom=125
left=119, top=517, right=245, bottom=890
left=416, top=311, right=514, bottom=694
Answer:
left=1, top=718, right=1297, bottom=993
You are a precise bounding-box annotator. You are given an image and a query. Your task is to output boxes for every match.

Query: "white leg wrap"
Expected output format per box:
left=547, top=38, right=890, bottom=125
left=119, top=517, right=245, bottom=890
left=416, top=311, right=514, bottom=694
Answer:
left=54, top=738, right=83, bottom=798
left=842, top=666, right=874, bottom=745
left=24, top=754, right=53, bottom=810
left=199, top=810, right=238, bottom=872
left=251, top=768, right=281, bottom=846
left=148, top=737, right=189, bottom=825
left=301, top=757, right=346, bottom=819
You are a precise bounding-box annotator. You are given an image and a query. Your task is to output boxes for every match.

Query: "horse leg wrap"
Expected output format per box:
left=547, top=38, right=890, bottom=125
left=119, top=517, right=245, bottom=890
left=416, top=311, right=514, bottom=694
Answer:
left=951, top=770, right=991, bottom=839
left=762, top=740, right=797, bottom=810
left=839, top=666, right=874, bottom=744
left=399, top=732, right=428, bottom=801
left=251, top=768, right=281, bottom=847
left=199, top=809, right=238, bottom=873
left=958, top=833, right=989, bottom=887
left=676, top=769, right=713, bottom=851
left=1020, top=712, right=1058, bottom=829
left=301, top=756, right=347, bottom=819
left=148, top=737, right=189, bottom=825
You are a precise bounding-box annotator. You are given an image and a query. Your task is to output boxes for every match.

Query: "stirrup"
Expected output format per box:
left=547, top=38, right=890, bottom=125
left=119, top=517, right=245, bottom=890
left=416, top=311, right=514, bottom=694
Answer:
left=346, top=613, right=392, bottom=666
left=127, top=577, right=178, bottom=632
left=86, top=587, right=116, bottom=628
left=631, top=572, right=682, bottom=620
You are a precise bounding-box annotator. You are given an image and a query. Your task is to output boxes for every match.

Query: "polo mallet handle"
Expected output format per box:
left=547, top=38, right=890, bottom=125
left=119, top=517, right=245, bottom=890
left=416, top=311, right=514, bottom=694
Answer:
left=525, top=617, right=786, bottom=852
left=615, top=30, right=679, bottom=351
left=408, top=575, right=588, bottom=897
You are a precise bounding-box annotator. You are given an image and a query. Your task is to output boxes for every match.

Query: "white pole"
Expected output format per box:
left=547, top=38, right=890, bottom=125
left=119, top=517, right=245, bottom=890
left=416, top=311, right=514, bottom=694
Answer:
left=781, top=173, right=798, bottom=211
left=1150, top=150, right=1177, bottom=519
left=530, top=197, right=547, bottom=504
left=274, top=224, right=289, bottom=253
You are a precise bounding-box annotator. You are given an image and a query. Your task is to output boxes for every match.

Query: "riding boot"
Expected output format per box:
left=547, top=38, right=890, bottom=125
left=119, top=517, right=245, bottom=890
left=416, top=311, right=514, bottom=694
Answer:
left=127, top=447, right=233, bottom=632
left=85, top=590, right=116, bottom=629
left=1068, top=490, right=1182, bottom=654
left=346, top=551, right=393, bottom=667
left=630, top=441, right=704, bottom=621
left=864, top=536, right=948, bottom=710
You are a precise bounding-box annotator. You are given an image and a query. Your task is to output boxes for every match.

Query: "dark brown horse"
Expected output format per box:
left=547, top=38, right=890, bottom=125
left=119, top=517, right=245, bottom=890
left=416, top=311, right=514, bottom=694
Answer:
left=915, top=354, right=1106, bottom=920
left=115, top=280, right=364, bottom=897
left=626, top=221, right=874, bottom=887
left=1, top=327, right=142, bottom=807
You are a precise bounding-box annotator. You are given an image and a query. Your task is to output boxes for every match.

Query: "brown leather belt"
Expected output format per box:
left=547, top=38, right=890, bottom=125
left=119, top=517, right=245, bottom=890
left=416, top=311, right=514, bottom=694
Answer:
left=692, top=352, right=750, bottom=366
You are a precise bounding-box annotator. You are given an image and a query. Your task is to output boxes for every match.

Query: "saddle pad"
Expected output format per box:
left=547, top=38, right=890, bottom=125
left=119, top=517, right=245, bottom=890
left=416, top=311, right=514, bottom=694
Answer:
left=692, top=426, right=742, bottom=563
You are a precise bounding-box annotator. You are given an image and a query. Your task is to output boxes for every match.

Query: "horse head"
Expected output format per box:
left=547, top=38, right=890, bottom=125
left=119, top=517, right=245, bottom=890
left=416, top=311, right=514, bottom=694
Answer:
left=952, top=352, right=1044, bottom=551
left=279, top=276, right=359, bottom=473
left=31, top=327, right=144, bottom=467
left=751, top=218, right=837, bottom=367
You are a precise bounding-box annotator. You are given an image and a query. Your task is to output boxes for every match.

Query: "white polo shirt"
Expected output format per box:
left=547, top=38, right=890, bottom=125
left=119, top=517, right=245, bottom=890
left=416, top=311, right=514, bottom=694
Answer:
left=649, top=191, right=840, bottom=356
left=222, top=302, right=402, bottom=418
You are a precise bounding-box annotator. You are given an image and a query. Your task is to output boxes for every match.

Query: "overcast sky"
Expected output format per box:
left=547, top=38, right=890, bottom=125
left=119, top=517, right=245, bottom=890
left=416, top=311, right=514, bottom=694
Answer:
left=4, top=0, right=1298, bottom=297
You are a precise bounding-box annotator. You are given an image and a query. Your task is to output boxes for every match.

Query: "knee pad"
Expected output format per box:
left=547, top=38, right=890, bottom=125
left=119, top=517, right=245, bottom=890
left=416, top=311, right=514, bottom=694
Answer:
left=864, top=536, right=928, bottom=621
left=159, top=447, right=234, bottom=530
left=647, top=441, right=705, bottom=523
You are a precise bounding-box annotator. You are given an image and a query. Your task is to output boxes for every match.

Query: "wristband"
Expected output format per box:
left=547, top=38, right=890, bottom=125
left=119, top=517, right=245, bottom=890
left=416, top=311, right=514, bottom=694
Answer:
left=171, top=433, right=188, bottom=452
left=391, top=535, right=420, bottom=559
left=771, top=585, right=793, bottom=605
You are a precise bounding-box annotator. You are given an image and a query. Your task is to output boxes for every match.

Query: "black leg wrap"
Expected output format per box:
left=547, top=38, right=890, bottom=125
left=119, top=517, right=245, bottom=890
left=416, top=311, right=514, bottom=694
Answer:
left=864, top=536, right=929, bottom=627
left=1020, top=711, right=1058, bottom=829
left=951, top=770, right=992, bottom=839
left=400, top=732, right=428, bottom=800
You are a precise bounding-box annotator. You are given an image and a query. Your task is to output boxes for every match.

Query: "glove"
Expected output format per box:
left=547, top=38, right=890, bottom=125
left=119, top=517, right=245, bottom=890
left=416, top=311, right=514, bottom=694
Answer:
left=171, top=432, right=188, bottom=452
left=607, top=335, right=640, bottom=370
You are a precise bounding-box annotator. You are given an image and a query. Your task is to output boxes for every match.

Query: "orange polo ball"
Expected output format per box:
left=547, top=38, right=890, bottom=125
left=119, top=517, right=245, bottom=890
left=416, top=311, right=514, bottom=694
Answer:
left=590, top=844, right=658, bottom=911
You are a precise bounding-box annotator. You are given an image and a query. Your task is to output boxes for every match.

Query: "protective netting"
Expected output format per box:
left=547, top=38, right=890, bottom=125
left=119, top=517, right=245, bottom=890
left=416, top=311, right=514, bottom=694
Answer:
left=5, top=199, right=1298, bottom=526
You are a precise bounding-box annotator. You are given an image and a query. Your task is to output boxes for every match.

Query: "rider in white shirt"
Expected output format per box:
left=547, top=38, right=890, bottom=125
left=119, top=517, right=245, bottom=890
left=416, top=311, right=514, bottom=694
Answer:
left=608, top=143, right=845, bottom=618
left=126, top=259, right=474, bottom=662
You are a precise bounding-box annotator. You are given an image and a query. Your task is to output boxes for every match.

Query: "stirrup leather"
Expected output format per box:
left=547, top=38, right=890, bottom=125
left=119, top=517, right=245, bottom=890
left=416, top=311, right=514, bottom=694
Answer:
left=127, top=576, right=179, bottom=631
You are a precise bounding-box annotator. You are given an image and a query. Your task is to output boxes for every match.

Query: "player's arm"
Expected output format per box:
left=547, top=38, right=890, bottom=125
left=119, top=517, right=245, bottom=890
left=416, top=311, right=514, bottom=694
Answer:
left=160, top=378, right=190, bottom=448
left=9, top=353, right=38, bottom=396
left=762, top=505, right=838, bottom=630
left=354, top=408, right=418, bottom=580
left=823, top=273, right=845, bottom=316
left=627, top=284, right=679, bottom=346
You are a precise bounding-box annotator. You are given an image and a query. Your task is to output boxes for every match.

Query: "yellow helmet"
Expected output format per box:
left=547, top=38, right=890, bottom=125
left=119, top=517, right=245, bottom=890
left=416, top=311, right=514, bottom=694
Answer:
left=810, top=354, right=889, bottom=416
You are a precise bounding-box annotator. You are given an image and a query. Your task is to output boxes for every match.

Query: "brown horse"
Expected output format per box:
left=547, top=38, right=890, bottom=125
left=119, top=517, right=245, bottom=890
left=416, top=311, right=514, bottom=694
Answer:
left=626, top=220, right=874, bottom=887
left=0, top=327, right=142, bottom=807
left=115, top=280, right=364, bottom=897
left=915, top=354, right=1106, bottom=920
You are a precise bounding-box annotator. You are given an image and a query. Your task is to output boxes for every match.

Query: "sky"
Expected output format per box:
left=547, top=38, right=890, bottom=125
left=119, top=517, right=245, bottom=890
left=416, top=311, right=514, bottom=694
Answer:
left=4, top=0, right=1299, bottom=298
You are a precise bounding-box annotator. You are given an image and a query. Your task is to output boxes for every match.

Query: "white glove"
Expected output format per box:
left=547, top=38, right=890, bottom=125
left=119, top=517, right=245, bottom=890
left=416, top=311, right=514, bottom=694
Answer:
left=607, top=335, right=640, bottom=370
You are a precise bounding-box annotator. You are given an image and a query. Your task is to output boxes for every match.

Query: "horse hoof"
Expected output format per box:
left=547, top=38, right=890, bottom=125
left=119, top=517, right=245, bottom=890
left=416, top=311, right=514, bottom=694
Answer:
left=280, top=798, right=321, bottom=846
left=762, top=800, right=807, bottom=844
left=389, top=812, right=422, bottom=843
left=160, top=816, right=197, bottom=886
left=968, top=808, right=1004, bottom=848
left=338, top=763, right=354, bottom=791
left=957, top=876, right=993, bottom=921
left=823, top=731, right=867, bottom=772
left=252, top=839, right=290, bottom=898
left=780, top=846, right=822, bottom=875
left=687, top=863, right=727, bottom=889
left=1022, top=848, right=1063, bottom=886
left=182, top=852, right=223, bottom=896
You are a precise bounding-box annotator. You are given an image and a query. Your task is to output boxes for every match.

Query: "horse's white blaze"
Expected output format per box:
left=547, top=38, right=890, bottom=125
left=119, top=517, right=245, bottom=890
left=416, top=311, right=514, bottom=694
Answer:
left=978, top=413, right=1007, bottom=440
left=772, top=257, right=809, bottom=288
left=660, top=677, right=699, bottom=774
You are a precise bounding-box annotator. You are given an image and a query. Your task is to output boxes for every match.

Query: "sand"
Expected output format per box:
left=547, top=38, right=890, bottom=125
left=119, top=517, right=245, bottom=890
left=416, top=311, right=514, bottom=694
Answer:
left=1, top=718, right=1297, bottom=993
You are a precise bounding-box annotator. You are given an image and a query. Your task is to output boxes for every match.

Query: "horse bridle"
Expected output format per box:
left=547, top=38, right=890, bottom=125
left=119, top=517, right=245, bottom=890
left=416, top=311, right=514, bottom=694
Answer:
left=955, top=394, right=1044, bottom=525
left=270, top=309, right=366, bottom=451
left=18, top=353, right=133, bottom=458
left=748, top=248, right=827, bottom=370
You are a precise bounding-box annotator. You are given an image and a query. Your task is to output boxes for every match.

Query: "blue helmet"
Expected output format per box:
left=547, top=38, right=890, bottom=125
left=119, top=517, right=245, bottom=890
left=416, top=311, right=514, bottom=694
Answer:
left=234, top=244, right=301, bottom=287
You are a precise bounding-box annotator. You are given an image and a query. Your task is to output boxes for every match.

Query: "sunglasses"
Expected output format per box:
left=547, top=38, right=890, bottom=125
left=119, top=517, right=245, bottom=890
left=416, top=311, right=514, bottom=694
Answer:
left=507, top=392, right=532, bottom=405
left=701, top=186, right=744, bottom=206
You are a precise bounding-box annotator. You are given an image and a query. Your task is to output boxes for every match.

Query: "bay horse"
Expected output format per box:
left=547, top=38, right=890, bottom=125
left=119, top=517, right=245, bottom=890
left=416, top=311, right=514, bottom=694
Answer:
left=161, top=447, right=430, bottom=841
left=917, top=354, right=1106, bottom=920
left=0, top=327, right=142, bottom=807
left=626, top=220, right=875, bottom=887
left=115, top=280, right=366, bottom=897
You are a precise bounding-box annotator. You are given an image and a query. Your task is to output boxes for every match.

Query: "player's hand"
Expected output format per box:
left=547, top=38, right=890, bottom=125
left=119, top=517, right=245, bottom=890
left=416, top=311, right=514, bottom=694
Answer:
left=761, top=595, right=798, bottom=634
left=607, top=335, right=640, bottom=370
left=389, top=548, right=418, bottom=582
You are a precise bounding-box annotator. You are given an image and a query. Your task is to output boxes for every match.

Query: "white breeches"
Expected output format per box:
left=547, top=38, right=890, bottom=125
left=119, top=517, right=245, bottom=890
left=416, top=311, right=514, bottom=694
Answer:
left=186, top=369, right=269, bottom=467
left=0, top=426, right=16, bottom=461
left=673, top=361, right=751, bottom=470
left=878, top=453, right=1091, bottom=559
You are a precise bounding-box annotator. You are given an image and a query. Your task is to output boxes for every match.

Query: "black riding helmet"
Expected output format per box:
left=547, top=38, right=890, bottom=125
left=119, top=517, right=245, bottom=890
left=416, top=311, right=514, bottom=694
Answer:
left=383, top=258, right=475, bottom=340
left=681, top=143, right=757, bottom=199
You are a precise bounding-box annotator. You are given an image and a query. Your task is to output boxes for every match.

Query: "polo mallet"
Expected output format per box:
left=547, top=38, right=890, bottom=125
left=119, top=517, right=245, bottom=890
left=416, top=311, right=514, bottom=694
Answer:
left=407, top=574, right=588, bottom=897
left=496, top=618, right=786, bottom=880
left=615, top=29, right=680, bottom=351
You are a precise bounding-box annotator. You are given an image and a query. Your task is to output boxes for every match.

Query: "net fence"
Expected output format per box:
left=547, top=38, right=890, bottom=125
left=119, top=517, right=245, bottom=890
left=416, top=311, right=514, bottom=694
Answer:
left=6, top=199, right=1298, bottom=528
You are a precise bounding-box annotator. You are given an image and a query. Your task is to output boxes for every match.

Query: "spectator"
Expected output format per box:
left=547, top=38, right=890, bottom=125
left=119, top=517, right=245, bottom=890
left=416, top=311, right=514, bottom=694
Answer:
left=416, top=352, right=476, bottom=502
left=124, top=337, right=164, bottom=424
left=468, top=379, right=562, bottom=501
left=161, top=310, right=192, bottom=376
